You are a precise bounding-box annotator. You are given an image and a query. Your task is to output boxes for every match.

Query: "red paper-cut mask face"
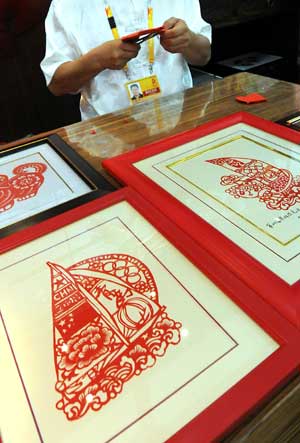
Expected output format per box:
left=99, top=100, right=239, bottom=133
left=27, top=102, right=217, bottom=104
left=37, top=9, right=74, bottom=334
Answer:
left=207, top=157, right=300, bottom=210
left=48, top=254, right=182, bottom=420
left=0, top=162, right=47, bottom=212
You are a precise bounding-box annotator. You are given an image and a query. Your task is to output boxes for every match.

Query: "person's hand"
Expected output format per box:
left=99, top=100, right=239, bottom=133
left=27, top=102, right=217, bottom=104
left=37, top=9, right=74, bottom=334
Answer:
left=48, top=39, right=140, bottom=95
left=160, top=17, right=192, bottom=54
left=95, top=39, right=140, bottom=70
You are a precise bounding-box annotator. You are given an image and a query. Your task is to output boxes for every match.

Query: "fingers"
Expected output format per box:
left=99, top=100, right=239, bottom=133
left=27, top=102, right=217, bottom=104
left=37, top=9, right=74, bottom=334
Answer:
left=162, top=32, right=189, bottom=50
left=163, top=42, right=187, bottom=53
left=160, top=18, right=192, bottom=53
left=121, top=41, right=140, bottom=56
left=161, top=17, right=184, bottom=40
left=97, top=40, right=140, bottom=70
left=163, top=17, right=180, bottom=31
left=111, top=40, right=140, bottom=69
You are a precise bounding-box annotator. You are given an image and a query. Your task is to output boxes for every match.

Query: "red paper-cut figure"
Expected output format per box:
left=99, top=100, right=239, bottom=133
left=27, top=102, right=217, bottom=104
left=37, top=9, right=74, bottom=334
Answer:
left=48, top=254, right=182, bottom=420
left=10, top=163, right=47, bottom=201
left=0, top=162, right=47, bottom=212
left=0, top=174, right=14, bottom=212
left=207, top=157, right=300, bottom=210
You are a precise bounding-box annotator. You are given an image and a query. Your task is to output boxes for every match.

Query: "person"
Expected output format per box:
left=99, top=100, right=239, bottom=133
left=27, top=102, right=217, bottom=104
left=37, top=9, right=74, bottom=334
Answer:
left=41, top=0, right=211, bottom=120
left=130, top=83, right=143, bottom=100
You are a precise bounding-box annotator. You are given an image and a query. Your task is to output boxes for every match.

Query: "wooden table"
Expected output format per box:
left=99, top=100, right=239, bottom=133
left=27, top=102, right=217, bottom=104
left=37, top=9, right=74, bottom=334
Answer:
left=3, top=72, right=300, bottom=442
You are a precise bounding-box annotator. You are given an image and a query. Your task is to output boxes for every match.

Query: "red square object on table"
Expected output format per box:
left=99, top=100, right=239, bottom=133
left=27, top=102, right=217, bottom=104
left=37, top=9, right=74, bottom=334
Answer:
left=236, top=93, right=267, bottom=104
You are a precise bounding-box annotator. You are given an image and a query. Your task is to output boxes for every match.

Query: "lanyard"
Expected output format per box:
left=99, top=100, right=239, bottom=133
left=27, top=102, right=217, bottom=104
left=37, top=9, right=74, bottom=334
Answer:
left=147, top=6, right=154, bottom=68
left=105, top=2, right=155, bottom=75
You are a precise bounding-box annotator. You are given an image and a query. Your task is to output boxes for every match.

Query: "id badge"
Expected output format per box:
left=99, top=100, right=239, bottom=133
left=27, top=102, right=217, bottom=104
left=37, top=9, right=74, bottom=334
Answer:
left=125, top=75, right=161, bottom=104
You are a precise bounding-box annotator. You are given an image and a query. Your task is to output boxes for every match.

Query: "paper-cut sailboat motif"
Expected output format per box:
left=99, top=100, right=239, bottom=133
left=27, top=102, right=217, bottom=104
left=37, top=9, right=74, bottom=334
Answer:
left=207, top=157, right=300, bottom=210
left=48, top=254, right=181, bottom=420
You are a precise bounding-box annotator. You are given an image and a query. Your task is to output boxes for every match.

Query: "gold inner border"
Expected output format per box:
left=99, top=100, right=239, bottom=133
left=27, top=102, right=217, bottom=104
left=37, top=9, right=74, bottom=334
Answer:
left=166, top=135, right=300, bottom=247
left=0, top=138, right=95, bottom=227
left=0, top=151, right=74, bottom=193
left=1, top=138, right=97, bottom=189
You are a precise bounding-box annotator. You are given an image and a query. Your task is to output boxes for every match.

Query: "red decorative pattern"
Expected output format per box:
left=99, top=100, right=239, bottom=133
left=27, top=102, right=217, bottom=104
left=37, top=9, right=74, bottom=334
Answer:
left=48, top=254, right=182, bottom=420
left=0, top=162, right=46, bottom=212
left=207, top=157, right=300, bottom=210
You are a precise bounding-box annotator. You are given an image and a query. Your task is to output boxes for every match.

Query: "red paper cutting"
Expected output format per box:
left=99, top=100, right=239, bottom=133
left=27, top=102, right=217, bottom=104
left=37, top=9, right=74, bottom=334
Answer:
left=207, top=157, right=300, bottom=210
left=48, top=254, right=182, bottom=420
left=0, top=162, right=47, bottom=212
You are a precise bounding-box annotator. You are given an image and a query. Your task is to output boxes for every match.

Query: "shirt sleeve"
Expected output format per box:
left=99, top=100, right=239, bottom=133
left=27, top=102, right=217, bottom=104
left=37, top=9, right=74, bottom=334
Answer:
left=40, top=0, right=78, bottom=86
left=184, top=0, right=212, bottom=43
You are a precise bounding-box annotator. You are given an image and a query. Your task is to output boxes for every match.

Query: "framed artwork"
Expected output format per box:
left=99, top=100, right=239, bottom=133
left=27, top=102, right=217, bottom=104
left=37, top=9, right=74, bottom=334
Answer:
left=0, top=134, right=115, bottom=237
left=1, top=188, right=300, bottom=443
left=102, top=112, right=300, bottom=326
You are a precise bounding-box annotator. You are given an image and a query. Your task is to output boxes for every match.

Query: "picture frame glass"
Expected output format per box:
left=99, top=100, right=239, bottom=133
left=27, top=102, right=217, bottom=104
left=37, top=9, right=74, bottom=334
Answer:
left=133, top=122, right=300, bottom=284
left=0, top=141, right=93, bottom=230
left=1, top=199, right=279, bottom=443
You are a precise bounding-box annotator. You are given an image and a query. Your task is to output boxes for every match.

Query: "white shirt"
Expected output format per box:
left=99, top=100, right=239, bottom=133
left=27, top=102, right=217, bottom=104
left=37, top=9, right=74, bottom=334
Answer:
left=41, top=0, right=211, bottom=120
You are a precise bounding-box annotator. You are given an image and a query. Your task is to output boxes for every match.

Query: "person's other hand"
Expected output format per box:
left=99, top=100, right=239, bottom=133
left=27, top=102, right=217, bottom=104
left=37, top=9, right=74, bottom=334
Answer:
left=48, top=39, right=140, bottom=96
left=160, top=17, right=192, bottom=54
left=97, top=39, right=140, bottom=70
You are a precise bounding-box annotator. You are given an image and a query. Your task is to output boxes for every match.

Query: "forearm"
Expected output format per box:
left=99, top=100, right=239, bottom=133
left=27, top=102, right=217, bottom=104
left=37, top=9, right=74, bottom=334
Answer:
left=182, top=32, right=211, bottom=66
left=48, top=40, right=139, bottom=96
left=48, top=49, right=104, bottom=96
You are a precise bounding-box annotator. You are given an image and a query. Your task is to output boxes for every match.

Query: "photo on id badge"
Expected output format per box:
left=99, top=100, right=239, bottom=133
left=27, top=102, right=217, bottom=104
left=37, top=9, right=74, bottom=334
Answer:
left=126, top=75, right=161, bottom=104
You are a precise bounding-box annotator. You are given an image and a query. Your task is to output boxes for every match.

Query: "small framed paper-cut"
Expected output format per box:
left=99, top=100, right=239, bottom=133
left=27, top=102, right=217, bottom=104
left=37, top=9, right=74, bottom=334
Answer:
left=103, top=112, right=300, bottom=327
left=0, top=134, right=115, bottom=237
left=1, top=188, right=300, bottom=443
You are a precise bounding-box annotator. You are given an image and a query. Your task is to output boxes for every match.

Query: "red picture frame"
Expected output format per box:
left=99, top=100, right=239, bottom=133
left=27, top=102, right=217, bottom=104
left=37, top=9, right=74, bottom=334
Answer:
left=1, top=188, right=300, bottom=443
left=102, top=112, right=300, bottom=328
